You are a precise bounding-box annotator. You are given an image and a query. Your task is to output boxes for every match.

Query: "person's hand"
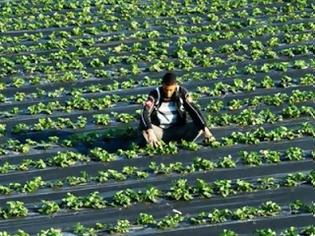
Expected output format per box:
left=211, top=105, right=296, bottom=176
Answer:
left=146, top=129, right=161, bottom=148
left=203, top=127, right=216, bottom=143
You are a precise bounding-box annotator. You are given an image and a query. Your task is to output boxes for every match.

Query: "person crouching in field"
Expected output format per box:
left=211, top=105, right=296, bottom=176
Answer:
left=137, top=72, right=215, bottom=148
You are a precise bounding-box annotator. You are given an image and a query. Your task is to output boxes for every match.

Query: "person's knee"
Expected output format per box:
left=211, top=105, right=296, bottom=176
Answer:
left=182, top=122, right=200, bottom=141
left=151, top=125, right=163, bottom=141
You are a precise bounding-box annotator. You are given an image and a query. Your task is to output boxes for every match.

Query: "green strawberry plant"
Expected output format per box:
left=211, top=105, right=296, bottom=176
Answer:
left=209, top=208, right=232, bottom=224
left=194, top=179, right=213, bottom=198
left=240, top=151, right=262, bottom=166
left=257, top=177, right=279, bottom=190
left=255, top=229, right=276, bottom=236
left=306, top=170, right=315, bottom=187
left=62, top=193, right=84, bottom=210
left=260, top=201, right=281, bottom=216
left=235, top=179, right=254, bottom=193
left=39, top=200, right=60, bottom=215
left=38, top=228, right=62, bottom=236
left=283, top=172, right=306, bottom=187
left=192, top=157, right=216, bottom=171
left=167, top=179, right=193, bottom=201
left=143, top=186, right=161, bottom=203
left=143, top=141, right=178, bottom=156
left=83, top=191, right=107, bottom=209
left=109, top=219, right=131, bottom=234
left=0, top=124, right=5, bottom=136
left=157, top=213, right=184, bottom=229
left=259, top=150, right=281, bottom=163
left=66, top=171, right=89, bottom=186
left=217, top=155, right=236, bottom=168
left=90, top=147, right=117, bottom=162
left=1, top=201, right=28, bottom=219
left=113, top=189, right=140, bottom=207
left=285, top=147, right=304, bottom=161
left=180, top=139, right=199, bottom=151
left=49, top=151, right=89, bottom=167
left=232, top=206, right=258, bottom=220
left=220, top=229, right=238, bottom=236
left=136, top=213, right=156, bottom=225
left=21, top=177, right=46, bottom=193
left=213, top=180, right=235, bottom=197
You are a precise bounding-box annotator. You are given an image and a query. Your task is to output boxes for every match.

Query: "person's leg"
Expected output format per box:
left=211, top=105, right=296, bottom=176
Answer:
left=163, top=122, right=200, bottom=142
left=142, top=124, right=164, bottom=144
left=134, top=127, right=146, bottom=147
left=179, top=122, right=201, bottom=141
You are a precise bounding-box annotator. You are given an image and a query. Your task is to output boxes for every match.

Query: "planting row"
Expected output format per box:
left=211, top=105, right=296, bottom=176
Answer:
left=0, top=118, right=314, bottom=159
left=1, top=2, right=312, bottom=55
left=0, top=146, right=313, bottom=193
left=0, top=0, right=308, bottom=40
left=0, top=201, right=314, bottom=235
left=3, top=26, right=314, bottom=75
left=0, top=170, right=315, bottom=217
left=1, top=63, right=314, bottom=109
left=2, top=32, right=314, bottom=85
left=1, top=79, right=313, bottom=122
left=1, top=16, right=314, bottom=85
left=4, top=103, right=313, bottom=137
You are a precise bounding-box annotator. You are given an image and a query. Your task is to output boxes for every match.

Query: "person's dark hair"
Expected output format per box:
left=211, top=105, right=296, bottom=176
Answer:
left=162, top=72, right=177, bottom=85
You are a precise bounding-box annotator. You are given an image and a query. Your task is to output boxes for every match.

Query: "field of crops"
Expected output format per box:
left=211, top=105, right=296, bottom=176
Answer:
left=0, top=0, right=314, bottom=235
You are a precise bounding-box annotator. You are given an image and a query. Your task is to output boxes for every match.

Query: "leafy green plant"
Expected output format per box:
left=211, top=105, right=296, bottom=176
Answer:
left=257, top=177, right=279, bottom=190
left=49, top=152, right=89, bottom=167
left=0, top=124, right=5, bottom=136
left=112, top=112, right=135, bottom=123
left=144, top=141, right=178, bottom=156
left=194, top=179, right=213, bottom=198
left=90, top=148, right=116, bottom=162
left=22, top=177, right=45, bottom=193
left=62, top=193, right=84, bottom=210
left=280, top=226, right=299, bottom=236
left=157, top=213, right=184, bottom=229
left=232, top=206, right=258, bottom=220
left=113, top=189, right=140, bottom=207
left=285, top=147, right=304, bottom=161
left=109, top=219, right=131, bottom=234
left=208, top=208, right=232, bottom=224
left=83, top=191, right=107, bottom=209
left=143, top=186, right=161, bottom=203
left=66, top=171, right=89, bottom=186
left=301, top=225, right=315, bottom=235
left=167, top=179, right=193, bottom=201
left=255, top=228, right=276, bottom=236
left=217, top=155, right=236, bottom=168
left=37, top=228, right=62, bottom=236
left=93, top=114, right=110, bottom=125
left=235, top=179, right=254, bottom=193
left=240, top=151, right=262, bottom=166
left=39, top=201, right=60, bottom=215
left=192, top=157, right=216, bottom=171
left=136, top=213, right=156, bottom=225
left=283, top=172, right=306, bottom=187
left=260, top=76, right=274, bottom=88
left=180, top=139, right=199, bottom=151
left=213, top=180, right=235, bottom=197
left=220, top=229, right=238, bottom=236
left=260, top=150, right=281, bottom=163
left=260, top=201, right=281, bottom=216
left=1, top=201, right=28, bottom=219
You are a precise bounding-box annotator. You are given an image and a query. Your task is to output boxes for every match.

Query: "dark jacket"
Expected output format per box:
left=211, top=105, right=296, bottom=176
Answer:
left=139, top=85, right=207, bottom=131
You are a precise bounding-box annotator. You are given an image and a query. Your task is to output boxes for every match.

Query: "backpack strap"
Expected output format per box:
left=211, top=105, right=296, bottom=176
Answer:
left=155, top=87, right=161, bottom=106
